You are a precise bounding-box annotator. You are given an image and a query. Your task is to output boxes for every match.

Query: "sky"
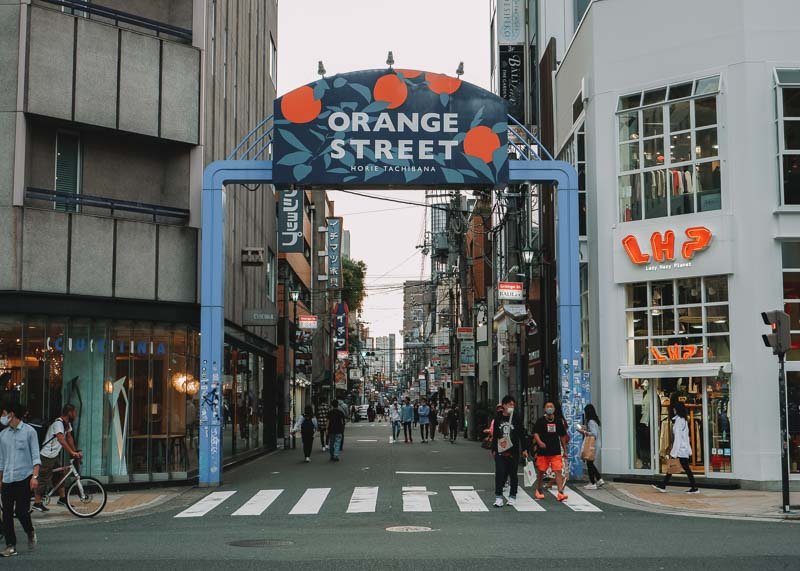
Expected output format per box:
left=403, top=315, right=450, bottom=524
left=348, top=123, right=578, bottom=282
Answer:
left=278, top=0, right=490, bottom=342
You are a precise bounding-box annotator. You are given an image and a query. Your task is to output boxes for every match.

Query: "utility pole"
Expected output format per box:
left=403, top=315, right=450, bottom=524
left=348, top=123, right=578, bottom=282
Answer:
left=282, top=265, right=291, bottom=451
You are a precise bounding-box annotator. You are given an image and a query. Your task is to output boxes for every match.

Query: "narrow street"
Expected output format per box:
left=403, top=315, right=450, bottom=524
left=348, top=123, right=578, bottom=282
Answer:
left=20, top=424, right=800, bottom=569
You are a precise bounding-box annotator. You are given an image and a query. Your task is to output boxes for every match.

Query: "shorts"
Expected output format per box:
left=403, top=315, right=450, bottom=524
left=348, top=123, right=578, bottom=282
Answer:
left=535, top=454, right=563, bottom=473
left=39, top=456, right=60, bottom=487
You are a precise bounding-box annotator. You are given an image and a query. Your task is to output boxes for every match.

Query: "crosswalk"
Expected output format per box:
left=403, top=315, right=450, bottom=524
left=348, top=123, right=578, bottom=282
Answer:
left=174, top=485, right=602, bottom=518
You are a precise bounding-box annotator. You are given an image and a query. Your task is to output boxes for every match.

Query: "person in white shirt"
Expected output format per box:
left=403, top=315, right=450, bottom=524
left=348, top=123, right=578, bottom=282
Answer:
left=388, top=400, right=401, bottom=443
left=653, top=402, right=699, bottom=494
left=32, top=404, right=82, bottom=512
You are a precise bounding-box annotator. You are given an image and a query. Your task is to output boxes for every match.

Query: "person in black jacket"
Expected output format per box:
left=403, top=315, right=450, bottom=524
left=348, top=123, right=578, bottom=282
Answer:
left=327, top=400, right=346, bottom=462
left=491, top=395, right=527, bottom=508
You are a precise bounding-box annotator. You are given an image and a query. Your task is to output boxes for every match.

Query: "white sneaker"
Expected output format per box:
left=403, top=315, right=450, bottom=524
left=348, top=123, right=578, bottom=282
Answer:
left=584, top=483, right=598, bottom=490
left=597, top=479, right=605, bottom=487
left=507, top=497, right=516, bottom=506
left=304, top=457, right=310, bottom=463
left=493, top=497, right=504, bottom=508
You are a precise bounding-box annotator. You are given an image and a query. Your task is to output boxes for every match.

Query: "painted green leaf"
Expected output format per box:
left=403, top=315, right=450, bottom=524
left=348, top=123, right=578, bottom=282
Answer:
left=318, top=110, right=332, bottom=119
left=333, top=77, right=348, bottom=88
left=278, top=129, right=310, bottom=153
left=323, top=154, right=331, bottom=169
left=310, top=130, right=326, bottom=142
left=470, top=106, right=485, bottom=129
left=293, top=164, right=312, bottom=181
left=433, top=153, right=446, bottom=167
left=441, top=168, right=464, bottom=184
left=492, top=121, right=507, bottom=133
left=463, top=153, right=494, bottom=181
left=458, top=169, right=477, bottom=178
left=453, top=132, right=467, bottom=143
left=365, top=168, right=383, bottom=182
left=344, top=175, right=358, bottom=182
left=340, top=152, right=355, bottom=167
left=313, top=80, right=328, bottom=100
left=404, top=169, right=423, bottom=182
left=274, top=119, right=289, bottom=125
left=328, top=168, right=350, bottom=174
left=362, top=101, right=391, bottom=113
left=349, top=83, right=372, bottom=102
left=439, top=93, right=449, bottom=106
left=277, top=151, right=312, bottom=166
left=492, top=146, right=508, bottom=173
left=341, top=101, right=358, bottom=110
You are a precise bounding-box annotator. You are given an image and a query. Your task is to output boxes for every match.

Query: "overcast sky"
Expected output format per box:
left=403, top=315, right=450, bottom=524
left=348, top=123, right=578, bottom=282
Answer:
left=278, top=0, right=490, bottom=343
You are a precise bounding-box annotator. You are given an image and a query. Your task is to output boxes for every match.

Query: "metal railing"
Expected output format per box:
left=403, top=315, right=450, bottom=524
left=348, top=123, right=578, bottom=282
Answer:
left=37, top=0, right=193, bottom=42
left=26, top=188, right=190, bottom=223
left=506, top=114, right=554, bottom=161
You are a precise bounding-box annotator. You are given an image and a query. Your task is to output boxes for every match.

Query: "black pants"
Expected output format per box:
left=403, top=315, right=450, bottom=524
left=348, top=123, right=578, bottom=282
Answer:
left=403, top=422, right=413, bottom=441
left=495, top=454, right=518, bottom=498
left=302, top=435, right=313, bottom=458
left=2, top=476, right=34, bottom=548
left=319, top=428, right=327, bottom=448
left=449, top=422, right=458, bottom=441
left=429, top=422, right=436, bottom=440
left=661, top=457, right=696, bottom=488
left=420, top=424, right=429, bottom=440
left=586, top=460, right=601, bottom=484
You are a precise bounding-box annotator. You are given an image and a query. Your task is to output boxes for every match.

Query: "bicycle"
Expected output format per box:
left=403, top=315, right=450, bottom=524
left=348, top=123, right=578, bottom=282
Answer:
left=38, top=459, right=107, bottom=518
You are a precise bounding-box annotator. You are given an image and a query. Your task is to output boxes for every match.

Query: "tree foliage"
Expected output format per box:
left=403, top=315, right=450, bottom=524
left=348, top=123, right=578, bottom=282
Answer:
left=342, top=257, right=367, bottom=316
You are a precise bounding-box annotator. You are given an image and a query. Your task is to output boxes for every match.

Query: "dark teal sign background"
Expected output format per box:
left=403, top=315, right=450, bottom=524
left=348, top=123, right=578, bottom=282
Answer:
left=273, top=69, right=509, bottom=188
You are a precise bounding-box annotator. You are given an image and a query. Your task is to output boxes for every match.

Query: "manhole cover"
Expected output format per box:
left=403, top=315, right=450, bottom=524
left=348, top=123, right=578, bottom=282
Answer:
left=227, top=539, right=295, bottom=548
left=385, top=526, right=434, bottom=533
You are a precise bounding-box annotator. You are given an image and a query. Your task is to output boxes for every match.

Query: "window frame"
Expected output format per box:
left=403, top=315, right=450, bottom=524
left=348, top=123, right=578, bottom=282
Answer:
left=775, top=69, right=800, bottom=206
left=54, top=130, right=82, bottom=213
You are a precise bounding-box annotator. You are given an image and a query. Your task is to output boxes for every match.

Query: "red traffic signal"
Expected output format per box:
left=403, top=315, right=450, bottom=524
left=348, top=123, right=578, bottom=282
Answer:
left=761, top=310, right=791, bottom=356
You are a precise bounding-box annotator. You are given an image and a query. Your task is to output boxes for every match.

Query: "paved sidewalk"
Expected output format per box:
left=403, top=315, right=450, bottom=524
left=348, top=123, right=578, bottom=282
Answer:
left=583, top=482, right=800, bottom=522
left=30, top=488, right=188, bottom=527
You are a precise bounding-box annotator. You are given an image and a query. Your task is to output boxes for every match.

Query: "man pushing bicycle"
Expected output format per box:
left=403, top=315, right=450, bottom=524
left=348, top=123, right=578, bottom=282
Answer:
left=32, top=405, right=81, bottom=513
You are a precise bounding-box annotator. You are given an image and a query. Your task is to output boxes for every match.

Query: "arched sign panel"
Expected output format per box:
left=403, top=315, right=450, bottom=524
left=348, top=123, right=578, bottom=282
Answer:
left=273, top=69, right=509, bottom=188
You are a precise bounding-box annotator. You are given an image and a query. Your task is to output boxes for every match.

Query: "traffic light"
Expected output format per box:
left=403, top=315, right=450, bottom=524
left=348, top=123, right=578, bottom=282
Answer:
left=761, top=310, right=791, bottom=356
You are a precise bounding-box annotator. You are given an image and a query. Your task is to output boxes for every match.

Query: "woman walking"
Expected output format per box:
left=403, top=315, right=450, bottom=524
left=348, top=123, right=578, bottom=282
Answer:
left=578, top=404, right=605, bottom=490
left=428, top=402, right=438, bottom=442
left=653, top=402, right=700, bottom=494
left=418, top=398, right=431, bottom=443
left=388, top=400, right=402, bottom=443
left=291, top=405, right=318, bottom=463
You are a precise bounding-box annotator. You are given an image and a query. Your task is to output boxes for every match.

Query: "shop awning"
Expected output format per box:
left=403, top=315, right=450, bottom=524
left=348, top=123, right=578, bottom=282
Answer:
left=618, top=362, right=731, bottom=379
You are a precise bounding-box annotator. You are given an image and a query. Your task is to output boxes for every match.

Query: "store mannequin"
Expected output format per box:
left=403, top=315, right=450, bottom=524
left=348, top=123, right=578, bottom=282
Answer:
left=637, top=380, right=651, bottom=468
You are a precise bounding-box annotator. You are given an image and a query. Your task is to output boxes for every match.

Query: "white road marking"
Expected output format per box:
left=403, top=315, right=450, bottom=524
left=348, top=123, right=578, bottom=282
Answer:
left=175, top=491, right=236, bottom=518
left=289, top=488, right=331, bottom=515
left=402, top=486, right=432, bottom=512
left=231, top=489, right=283, bottom=516
left=347, top=486, right=379, bottom=513
left=450, top=486, right=489, bottom=512
left=548, top=486, right=602, bottom=512
left=503, top=488, right=546, bottom=512
left=357, top=439, right=378, bottom=442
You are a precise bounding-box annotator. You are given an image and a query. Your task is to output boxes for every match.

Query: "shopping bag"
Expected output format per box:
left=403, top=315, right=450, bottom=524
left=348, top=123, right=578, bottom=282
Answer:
left=580, top=435, right=596, bottom=461
left=523, top=459, right=536, bottom=488
left=667, top=457, right=683, bottom=475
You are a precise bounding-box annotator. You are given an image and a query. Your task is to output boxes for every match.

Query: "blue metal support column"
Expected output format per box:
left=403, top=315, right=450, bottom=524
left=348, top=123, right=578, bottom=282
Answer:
left=199, top=160, right=273, bottom=487
left=509, top=159, right=586, bottom=478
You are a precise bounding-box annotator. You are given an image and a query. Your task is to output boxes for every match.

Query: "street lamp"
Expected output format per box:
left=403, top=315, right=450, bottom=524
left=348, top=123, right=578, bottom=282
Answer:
left=290, top=288, right=300, bottom=450
left=519, top=247, right=536, bottom=426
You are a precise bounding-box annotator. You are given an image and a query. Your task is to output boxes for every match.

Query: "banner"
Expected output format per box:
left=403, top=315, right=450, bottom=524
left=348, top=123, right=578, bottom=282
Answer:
left=327, top=217, right=343, bottom=289
left=273, top=69, right=509, bottom=188
left=460, top=340, right=476, bottom=377
left=498, top=281, right=524, bottom=300
left=499, top=45, right=525, bottom=122
left=497, top=0, right=526, bottom=45
left=278, top=190, right=304, bottom=253
left=333, top=302, right=348, bottom=356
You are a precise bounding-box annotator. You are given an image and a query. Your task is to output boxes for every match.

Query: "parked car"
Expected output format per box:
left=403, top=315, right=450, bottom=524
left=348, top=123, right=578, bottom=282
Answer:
left=357, top=404, right=369, bottom=421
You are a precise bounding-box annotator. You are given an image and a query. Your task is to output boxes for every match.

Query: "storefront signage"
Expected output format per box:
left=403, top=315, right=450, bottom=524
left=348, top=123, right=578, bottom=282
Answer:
left=456, top=327, right=473, bottom=340
left=498, top=45, right=525, bottom=121
left=278, top=190, right=305, bottom=253
left=299, top=315, right=318, bottom=330
left=45, top=336, right=165, bottom=355
left=622, top=226, right=712, bottom=268
left=242, top=308, right=277, bottom=326
left=333, top=302, right=348, bottom=355
left=273, top=69, right=509, bottom=188
left=497, top=0, right=526, bottom=44
left=650, top=344, right=705, bottom=362
left=327, top=217, right=343, bottom=289
left=460, top=339, right=476, bottom=376
left=498, top=281, right=524, bottom=300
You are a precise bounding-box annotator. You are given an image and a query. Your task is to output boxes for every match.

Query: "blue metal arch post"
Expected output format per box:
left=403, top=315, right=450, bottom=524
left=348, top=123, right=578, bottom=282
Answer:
left=508, top=159, right=586, bottom=478
left=199, top=160, right=273, bottom=487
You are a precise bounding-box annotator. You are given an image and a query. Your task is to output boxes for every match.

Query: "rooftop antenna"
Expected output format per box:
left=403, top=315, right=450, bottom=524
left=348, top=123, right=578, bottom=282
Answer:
left=386, top=51, right=395, bottom=70
left=317, top=60, right=326, bottom=78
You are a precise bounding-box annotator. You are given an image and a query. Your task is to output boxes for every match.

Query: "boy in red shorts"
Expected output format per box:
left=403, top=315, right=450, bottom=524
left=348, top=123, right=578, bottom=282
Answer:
left=533, top=402, right=569, bottom=501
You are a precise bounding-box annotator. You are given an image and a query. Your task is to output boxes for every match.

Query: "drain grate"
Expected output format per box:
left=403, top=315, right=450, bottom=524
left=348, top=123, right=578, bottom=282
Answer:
left=227, top=539, right=295, bottom=548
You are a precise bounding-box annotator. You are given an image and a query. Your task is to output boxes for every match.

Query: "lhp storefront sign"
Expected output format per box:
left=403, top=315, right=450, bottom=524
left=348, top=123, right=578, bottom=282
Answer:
left=273, top=69, right=509, bottom=188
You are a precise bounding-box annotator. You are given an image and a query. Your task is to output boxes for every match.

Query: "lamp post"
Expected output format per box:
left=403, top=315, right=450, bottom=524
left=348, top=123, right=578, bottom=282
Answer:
left=290, top=288, right=300, bottom=450
left=520, top=247, right=535, bottom=425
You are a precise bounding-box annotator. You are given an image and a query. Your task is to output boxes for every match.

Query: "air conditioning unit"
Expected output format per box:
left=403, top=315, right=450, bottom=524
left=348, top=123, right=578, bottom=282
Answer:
left=241, top=247, right=265, bottom=266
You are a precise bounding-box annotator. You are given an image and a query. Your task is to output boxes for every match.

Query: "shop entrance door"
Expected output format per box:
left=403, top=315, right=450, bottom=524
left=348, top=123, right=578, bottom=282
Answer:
left=653, top=378, right=705, bottom=475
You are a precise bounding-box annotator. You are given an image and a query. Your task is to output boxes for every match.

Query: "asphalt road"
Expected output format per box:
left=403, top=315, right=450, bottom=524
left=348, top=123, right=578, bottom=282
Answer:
left=7, top=423, right=800, bottom=570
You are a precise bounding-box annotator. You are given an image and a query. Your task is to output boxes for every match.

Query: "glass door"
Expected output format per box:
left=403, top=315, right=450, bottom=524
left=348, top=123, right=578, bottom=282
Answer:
left=654, top=377, right=705, bottom=475
left=628, top=378, right=655, bottom=471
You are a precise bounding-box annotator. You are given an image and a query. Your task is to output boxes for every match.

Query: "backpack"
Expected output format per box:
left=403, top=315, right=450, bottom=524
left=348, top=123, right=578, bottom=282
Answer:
left=30, top=418, right=62, bottom=450
left=301, top=416, right=315, bottom=437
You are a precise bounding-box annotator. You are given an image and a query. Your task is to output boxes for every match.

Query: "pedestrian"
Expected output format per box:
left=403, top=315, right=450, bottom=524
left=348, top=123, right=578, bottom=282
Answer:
left=388, top=399, right=402, bottom=443
left=428, top=402, right=438, bottom=442
left=317, top=400, right=330, bottom=452
left=447, top=405, right=459, bottom=443
left=418, top=398, right=431, bottom=443
left=653, top=402, right=699, bottom=494
left=491, top=395, right=527, bottom=508
left=350, top=404, right=358, bottom=424
left=33, top=404, right=82, bottom=512
left=291, top=405, right=318, bottom=463
left=367, top=405, right=375, bottom=423
left=338, top=400, right=348, bottom=451
left=578, top=404, right=605, bottom=490
left=400, top=397, right=414, bottom=443
left=413, top=401, right=419, bottom=428
left=376, top=403, right=385, bottom=422
left=327, top=400, right=346, bottom=462
left=0, top=403, right=39, bottom=557
left=532, top=401, right=569, bottom=502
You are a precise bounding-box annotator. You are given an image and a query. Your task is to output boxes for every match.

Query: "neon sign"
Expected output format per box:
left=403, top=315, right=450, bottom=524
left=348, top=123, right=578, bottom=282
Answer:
left=622, top=226, right=712, bottom=266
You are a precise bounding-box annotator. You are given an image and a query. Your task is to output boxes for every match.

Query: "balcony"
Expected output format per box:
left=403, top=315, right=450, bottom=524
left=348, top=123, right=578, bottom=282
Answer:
left=25, top=1, right=200, bottom=144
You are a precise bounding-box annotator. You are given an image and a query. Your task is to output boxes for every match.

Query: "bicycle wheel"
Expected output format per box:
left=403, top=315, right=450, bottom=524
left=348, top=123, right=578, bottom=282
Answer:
left=65, top=477, right=107, bottom=518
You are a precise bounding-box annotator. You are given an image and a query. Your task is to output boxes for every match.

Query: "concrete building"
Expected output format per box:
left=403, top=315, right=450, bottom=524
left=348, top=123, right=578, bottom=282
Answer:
left=0, top=0, right=279, bottom=483
left=552, top=0, right=800, bottom=488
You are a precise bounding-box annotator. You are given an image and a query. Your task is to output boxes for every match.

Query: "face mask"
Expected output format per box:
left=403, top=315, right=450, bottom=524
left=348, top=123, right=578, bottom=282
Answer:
left=506, top=407, right=515, bottom=416
left=0, top=415, right=9, bottom=426
left=545, top=408, right=555, bottom=415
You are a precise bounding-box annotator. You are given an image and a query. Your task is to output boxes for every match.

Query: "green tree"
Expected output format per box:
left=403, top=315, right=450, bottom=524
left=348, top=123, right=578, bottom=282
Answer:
left=342, top=257, right=367, bottom=315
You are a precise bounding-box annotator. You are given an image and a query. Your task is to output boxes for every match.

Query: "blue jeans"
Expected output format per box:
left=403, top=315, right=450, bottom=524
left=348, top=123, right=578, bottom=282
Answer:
left=329, top=433, right=343, bottom=458
left=392, top=421, right=401, bottom=440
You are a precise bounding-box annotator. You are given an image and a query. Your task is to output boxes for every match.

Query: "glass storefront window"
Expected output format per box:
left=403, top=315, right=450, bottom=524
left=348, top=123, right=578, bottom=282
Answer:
left=707, top=378, right=732, bottom=473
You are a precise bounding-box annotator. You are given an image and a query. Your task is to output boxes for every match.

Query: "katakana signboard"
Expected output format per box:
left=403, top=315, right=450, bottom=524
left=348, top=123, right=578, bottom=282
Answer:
left=278, top=189, right=304, bottom=253
left=327, top=217, right=343, bottom=289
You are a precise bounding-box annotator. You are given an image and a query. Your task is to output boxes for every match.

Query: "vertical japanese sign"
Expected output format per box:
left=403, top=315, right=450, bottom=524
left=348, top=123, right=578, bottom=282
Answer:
left=333, top=302, right=349, bottom=358
left=327, top=217, right=343, bottom=289
left=278, top=190, right=304, bottom=253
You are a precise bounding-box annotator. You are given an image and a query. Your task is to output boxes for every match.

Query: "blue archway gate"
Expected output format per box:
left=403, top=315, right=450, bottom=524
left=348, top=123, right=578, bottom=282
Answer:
left=199, top=69, right=582, bottom=486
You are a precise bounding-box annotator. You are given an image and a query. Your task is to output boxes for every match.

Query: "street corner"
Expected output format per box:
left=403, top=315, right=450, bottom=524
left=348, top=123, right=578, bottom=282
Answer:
left=582, top=481, right=800, bottom=522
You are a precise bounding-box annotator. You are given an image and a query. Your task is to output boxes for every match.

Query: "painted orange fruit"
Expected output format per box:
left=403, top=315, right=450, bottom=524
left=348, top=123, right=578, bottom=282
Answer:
left=426, top=72, right=462, bottom=95
left=397, top=69, right=422, bottom=79
left=464, top=126, right=501, bottom=163
left=281, top=85, right=322, bottom=124
left=373, top=74, right=408, bottom=109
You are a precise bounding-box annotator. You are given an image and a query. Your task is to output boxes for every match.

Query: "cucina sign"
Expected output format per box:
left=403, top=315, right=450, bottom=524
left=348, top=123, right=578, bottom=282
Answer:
left=273, top=69, right=509, bottom=188
left=46, top=337, right=167, bottom=355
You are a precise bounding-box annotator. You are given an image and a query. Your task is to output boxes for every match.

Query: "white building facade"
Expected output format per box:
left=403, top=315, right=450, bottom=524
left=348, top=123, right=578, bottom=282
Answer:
left=554, top=0, right=800, bottom=488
